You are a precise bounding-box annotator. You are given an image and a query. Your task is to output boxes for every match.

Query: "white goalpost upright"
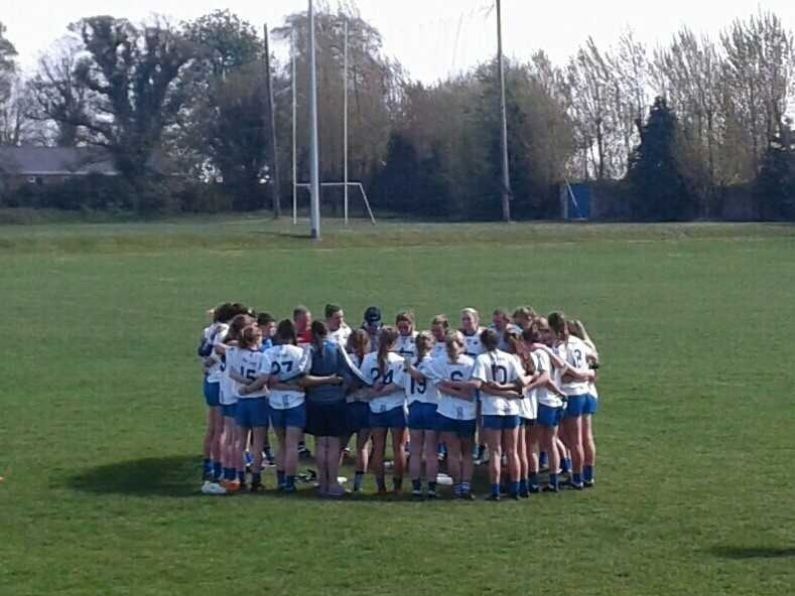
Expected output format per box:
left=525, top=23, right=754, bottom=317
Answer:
left=291, top=13, right=376, bottom=227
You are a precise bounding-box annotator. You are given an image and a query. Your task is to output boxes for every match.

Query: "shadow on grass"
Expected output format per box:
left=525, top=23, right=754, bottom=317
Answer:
left=710, top=546, right=795, bottom=560
left=68, top=455, right=202, bottom=498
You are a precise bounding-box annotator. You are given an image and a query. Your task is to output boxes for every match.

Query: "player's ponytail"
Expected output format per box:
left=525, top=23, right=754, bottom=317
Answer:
left=275, top=319, right=297, bottom=346
left=414, top=331, right=433, bottom=366
left=239, top=325, right=261, bottom=350
left=347, top=329, right=370, bottom=363
left=480, top=328, right=499, bottom=352
left=548, top=312, right=568, bottom=340
left=377, top=326, right=399, bottom=375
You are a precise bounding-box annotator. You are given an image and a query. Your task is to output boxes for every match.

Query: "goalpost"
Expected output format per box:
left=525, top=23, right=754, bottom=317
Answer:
left=291, top=16, right=376, bottom=228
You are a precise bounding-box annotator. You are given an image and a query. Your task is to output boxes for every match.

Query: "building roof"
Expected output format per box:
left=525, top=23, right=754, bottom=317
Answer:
left=0, top=146, right=119, bottom=176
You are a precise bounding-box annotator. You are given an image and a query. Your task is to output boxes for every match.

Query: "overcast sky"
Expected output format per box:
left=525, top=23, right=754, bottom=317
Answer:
left=4, top=1, right=795, bottom=82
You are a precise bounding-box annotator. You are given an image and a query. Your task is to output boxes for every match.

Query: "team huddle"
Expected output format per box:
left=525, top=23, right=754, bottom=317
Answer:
left=197, top=303, right=601, bottom=501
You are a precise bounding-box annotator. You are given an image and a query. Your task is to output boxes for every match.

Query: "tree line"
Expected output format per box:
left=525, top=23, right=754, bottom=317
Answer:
left=1, top=7, right=794, bottom=221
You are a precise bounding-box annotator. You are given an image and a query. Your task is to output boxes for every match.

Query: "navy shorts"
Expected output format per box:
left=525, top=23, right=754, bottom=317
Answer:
left=346, top=402, right=370, bottom=433
left=583, top=394, right=599, bottom=415
left=369, top=406, right=407, bottom=430
left=305, top=400, right=347, bottom=437
left=408, top=402, right=439, bottom=431
left=235, top=397, right=270, bottom=428
left=436, top=414, right=476, bottom=438
left=565, top=395, right=589, bottom=418
left=203, top=379, right=220, bottom=408
left=221, top=403, right=237, bottom=418
left=270, top=403, right=306, bottom=430
left=537, top=404, right=563, bottom=428
left=482, top=414, right=521, bottom=431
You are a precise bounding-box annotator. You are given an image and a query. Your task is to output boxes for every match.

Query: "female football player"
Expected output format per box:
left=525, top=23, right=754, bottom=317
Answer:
left=344, top=329, right=373, bottom=493
left=429, top=315, right=450, bottom=360
left=403, top=332, right=440, bottom=499
left=360, top=327, right=407, bottom=495
left=434, top=331, right=479, bottom=500
left=568, top=319, right=600, bottom=487
left=394, top=311, right=418, bottom=358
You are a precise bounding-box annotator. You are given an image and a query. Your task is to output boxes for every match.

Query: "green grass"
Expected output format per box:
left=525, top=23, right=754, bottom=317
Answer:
left=1, top=218, right=794, bottom=595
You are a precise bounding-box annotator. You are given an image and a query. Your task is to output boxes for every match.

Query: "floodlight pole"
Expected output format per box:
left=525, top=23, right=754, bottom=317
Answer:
left=291, top=29, right=298, bottom=225
left=343, top=19, right=350, bottom=226
left=308, top=0, right=321, bottom=240
left=496, top=0, right=512, bottom=222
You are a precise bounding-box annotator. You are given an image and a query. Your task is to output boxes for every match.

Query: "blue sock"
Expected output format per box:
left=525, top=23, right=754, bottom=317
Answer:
left=454, top=484, right=462, bottom=496
left=428, top=481, right=437, bottom=493
left=376, top=476, right=386, bottom=492
left=212, top=461, right=223, bottom=480
left=549, top=473, right=559, bottom=490
left=277, top=470, right=286, bottom=487
left=354, top=471, right=364, bottom=491
left=490, top=483, right=500, bottom=497
left=202, top=458, right=212, bottom=477
left=286, top=475, right=296, bottom=490
left=539, top=451, right=549, bottom=468
left=584, top=465, right=594, bottom=483
left=529, top=472, right=540, bottom=488
left=519, top=479, right=529, bottom=495
left=412, top=479, right=422, bottom=492
left=510, top=481, right=520, bottom=497
left=252, top=472, right=262, bottom=485
left=461, top=481, right=471, bottom=495
left=573, top=472, right=583, bottom=486
left=237, top=470, right=246, bottom=483
left=562, top=457, right=572, bottom=474
left=223, top=467, right=234, bottom=481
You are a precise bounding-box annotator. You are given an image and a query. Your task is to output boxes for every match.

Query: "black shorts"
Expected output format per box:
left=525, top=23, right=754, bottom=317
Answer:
left=305, top=400, right=348, bottom=438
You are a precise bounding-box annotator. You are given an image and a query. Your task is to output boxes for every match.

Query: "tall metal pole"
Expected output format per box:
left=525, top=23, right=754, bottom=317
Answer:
left=343, top=19, right=349, bottom=226
left=263, top=24, right=281, bottom=218
left=291, top=29, right=298, bottom=225
left=496, top=0, right=512, bottom=222
left=308, top=0, right=321, bottom=240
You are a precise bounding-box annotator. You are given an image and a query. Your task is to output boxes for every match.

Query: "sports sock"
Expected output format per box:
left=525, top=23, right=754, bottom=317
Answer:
left=490, top=483, right=500, bottom=498
left=454, top=484, right=462, bottom=497
left=562, top=457, right=572, bottom=474
left=412, top=479, right=422, bottom=492
left=223, top=467, right=235, bottom=481
left=237, top=470, right=246, bottom=483
left=510, top=481, right=520, bottom=497
left=203, top=458, right=212, bottom=479
left=277, top=470, right=286, bottom=487
left=354, top=471, right=364, bottom=491
left=539, top=451, right=549, bottom=468
left=376, top=476, right=386, bottom=492
left=519, top=479, right=529, bottom=495
left=584, top=465, right=594, bottom=483
left=572, top=472, right=583, bottom=486
left=427, top=481, right=437, bottom=493
left=212, top=461, right=223, bottom=481
left=549, top=473, right=559, bottom=490
left=461, top=481, right=471, bottom=495
left=529, top=472, right=540, bottom=489
left=286, top=475, right=296, bottom=490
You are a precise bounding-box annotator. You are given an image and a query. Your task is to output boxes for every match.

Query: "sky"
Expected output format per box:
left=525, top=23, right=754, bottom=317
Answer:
left=3, top=0, right=795, bottom=82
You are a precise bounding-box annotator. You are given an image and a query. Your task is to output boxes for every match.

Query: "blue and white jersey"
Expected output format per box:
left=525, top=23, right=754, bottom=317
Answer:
left=328, top=324, right=352, bottom=348
left=403, top=355, right=440, bottom=406
left=532, top=349, right=561, bottom=408
left=360, top=352, right=406, bottom=413
left=219, top=346, right=238, bottom=406
left=518, top=352, right=541, bottom=419
left=394, top=332, right=418, bottom=359
left=202, top=323, right=229, bottom=383
left=433, top=355, right=476, bottom=421
left=462, top=329, right=486, bottom=358
left=473, top=350, right=525, bottom=417
left=556, top=336, right=595, bottom=397
left=262, top=344, right=311, bottom=410
left=228, top=348, right=270, bottom=400
left=430, top=341, right=447, bottom=361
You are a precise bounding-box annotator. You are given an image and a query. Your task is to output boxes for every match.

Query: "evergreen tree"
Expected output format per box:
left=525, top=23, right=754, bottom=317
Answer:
left=755, top=122, right=795, bottom=220
left=627, top=97, right=695, bottom=220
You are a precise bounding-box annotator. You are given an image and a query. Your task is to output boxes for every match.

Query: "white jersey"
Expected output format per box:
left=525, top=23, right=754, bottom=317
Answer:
left=490, top=323, right=521, bottom=352
left=430, top=341, right=447, bottom=360
left=219, top=345, right=238, bottom=406
left=328, top=324, right=352, bottom=348
left=433, top=355, right=477, bottom=421
left=473, top=350, right=525, bottom=416
left=556, top=336, right=595, bottom=397
left=227, top=348, right=270, bottom=400
left=360, top=352, right=406, bottom=413
left=403, top=355, right=440, bottom=406
left=203, top=323, right=229, bottom=383
left=518, top=352, right=540, bottom=419
left=394, top=332, right=418, bottom=359
left=462, top=329, right=486, bottom=358
left=533, top=349, right=562, bottom=408
left=346, top=353, right=370, bottom=403
left=262, top=344, right=310, bottom=410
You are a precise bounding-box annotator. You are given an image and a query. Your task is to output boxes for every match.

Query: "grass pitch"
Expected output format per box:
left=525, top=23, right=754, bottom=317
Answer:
left=1, top=218, right=794, bottom=595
